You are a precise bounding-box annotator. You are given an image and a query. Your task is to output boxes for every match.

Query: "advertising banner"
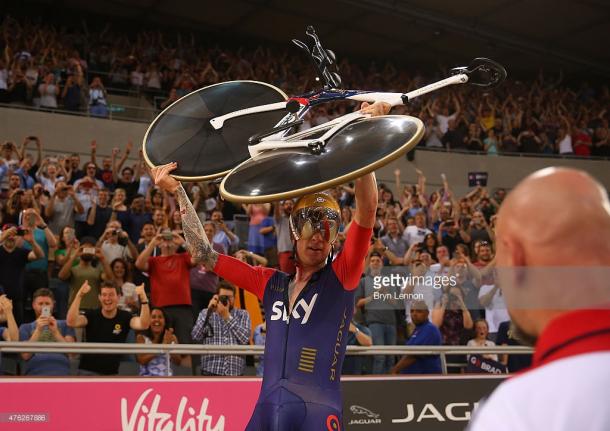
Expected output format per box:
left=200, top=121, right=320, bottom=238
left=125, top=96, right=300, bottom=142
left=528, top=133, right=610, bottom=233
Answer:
left=0, top=375, right=504, bottom=431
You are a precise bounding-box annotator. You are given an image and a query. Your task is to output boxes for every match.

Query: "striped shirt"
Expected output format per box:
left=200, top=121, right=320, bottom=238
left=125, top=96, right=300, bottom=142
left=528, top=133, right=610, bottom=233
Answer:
left=191, top=308, right=251, bottom=376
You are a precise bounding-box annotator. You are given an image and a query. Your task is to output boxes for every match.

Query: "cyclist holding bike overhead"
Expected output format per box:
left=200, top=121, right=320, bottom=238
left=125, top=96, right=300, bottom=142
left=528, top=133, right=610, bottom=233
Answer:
left=151, top=101, right=390, bottom=431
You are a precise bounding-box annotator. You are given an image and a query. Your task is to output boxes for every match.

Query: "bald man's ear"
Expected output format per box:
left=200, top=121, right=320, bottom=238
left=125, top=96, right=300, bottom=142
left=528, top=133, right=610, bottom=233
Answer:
left=504, top=236, right=526, bottom=268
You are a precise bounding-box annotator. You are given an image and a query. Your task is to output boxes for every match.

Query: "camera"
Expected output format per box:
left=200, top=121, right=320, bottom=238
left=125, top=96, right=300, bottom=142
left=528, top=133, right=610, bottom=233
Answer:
left=41, top=305, right=51, bottom=318
left=16, top=227, right=27, bottom=236
left=218, top=295, right=230, bottom=306
left=162, top=232, right=173, bottom=241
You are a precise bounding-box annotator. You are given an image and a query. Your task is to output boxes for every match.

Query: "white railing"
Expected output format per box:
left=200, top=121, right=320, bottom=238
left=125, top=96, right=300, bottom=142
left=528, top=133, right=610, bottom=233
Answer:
left=0, top=343, right=532, bottom=375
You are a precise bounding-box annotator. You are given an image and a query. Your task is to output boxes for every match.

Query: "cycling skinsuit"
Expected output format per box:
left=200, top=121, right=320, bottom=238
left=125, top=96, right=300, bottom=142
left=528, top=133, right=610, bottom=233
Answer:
left=213, top=221, right=372, bottom=430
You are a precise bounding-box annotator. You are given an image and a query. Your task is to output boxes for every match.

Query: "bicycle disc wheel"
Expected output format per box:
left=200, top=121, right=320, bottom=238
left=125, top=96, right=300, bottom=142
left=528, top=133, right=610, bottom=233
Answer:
left=220, top=115, right=424, bottom=203
left=143, top=80, right=288, bottom=180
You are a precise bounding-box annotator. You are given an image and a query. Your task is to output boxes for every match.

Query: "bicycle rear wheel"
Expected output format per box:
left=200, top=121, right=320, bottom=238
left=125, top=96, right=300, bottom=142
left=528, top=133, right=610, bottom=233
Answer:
left=220, top=115, right=424, bottom=203
left=143, top=80, right=288, bottom=180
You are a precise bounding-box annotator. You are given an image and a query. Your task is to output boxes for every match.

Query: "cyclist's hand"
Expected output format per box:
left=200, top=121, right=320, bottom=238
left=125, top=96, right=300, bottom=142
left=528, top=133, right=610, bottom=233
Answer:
left=360, top=101, right=391, bottom=117
left=151, top=162, right=180, bottom=193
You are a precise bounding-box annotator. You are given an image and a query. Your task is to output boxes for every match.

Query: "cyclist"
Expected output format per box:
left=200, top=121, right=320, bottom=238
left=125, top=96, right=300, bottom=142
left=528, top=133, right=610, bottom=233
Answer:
left=151, top=101, right=389, bottom=430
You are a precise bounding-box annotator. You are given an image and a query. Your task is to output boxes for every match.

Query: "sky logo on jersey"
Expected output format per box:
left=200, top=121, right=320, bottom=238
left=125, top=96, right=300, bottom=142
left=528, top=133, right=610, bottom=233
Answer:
left=270, top=294, right=318, bottom=324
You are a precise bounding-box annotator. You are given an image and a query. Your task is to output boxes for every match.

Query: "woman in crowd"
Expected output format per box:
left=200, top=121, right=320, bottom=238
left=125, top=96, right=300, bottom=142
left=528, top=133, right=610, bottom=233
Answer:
left=169, top=209, right=183, bottom=237
left=111, top=258, right=138, bottom=313
left=467, top=318, right=498, bottom=362
left=111, top=188, right=129, bottom=226
left=136, top=308, right=181, bottom=376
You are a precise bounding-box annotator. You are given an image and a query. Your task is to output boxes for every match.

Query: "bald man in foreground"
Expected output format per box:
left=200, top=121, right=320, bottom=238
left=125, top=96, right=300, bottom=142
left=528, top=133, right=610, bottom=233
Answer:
left=469, top=167, right=610, bottom=431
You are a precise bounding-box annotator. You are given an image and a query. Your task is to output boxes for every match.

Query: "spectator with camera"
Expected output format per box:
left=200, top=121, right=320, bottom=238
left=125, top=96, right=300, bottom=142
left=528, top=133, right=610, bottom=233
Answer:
left=74, top=161, right=104, bottom=237
left=0, top=225, right=44, bottom=324
left=392, top=300, right=442, bottom=374
left=19, top=288, right=76, bottom=375
left=431, top=285, right=474, bottom=346
left=58, top=236, right=113, bottom=311
left=62, top=71, right=84, bottom=112
left=97, top=220, right=137, bottom=264
left=136, top=307, right=181, bottom=376
left=67, top=280, right=150, bottom=375
left=191, top=282, right=251, bottom=376
left=437, top=218, right=470, bottom=256
left=88, top=77, right=108, bottom=118
left=45, top=181, right=84, bottom=235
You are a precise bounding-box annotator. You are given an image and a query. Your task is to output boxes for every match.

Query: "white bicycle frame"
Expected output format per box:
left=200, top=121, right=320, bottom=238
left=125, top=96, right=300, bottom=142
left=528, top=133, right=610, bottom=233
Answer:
left=209, top=73, right=469, bottom=158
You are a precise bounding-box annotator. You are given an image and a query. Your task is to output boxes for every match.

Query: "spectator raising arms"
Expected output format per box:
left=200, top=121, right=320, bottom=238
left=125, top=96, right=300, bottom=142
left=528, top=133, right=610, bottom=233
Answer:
left=67, top=280, right=150, bottom=375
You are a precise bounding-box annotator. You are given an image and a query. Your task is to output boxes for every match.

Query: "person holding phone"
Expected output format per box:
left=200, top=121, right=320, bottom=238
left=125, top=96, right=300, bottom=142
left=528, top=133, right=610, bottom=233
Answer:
left=18, top=288, right=76, bottom=375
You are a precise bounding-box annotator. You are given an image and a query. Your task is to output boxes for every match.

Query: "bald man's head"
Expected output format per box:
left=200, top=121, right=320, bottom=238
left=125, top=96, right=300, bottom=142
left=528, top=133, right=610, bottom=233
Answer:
left=497, top=167, right=610, bottom=267
left=495, top=167, right=610, bottom=338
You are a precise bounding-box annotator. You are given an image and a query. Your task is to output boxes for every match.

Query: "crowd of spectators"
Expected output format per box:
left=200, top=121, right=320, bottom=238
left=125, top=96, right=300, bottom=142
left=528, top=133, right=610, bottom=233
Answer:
left=0, top=133, right=534, bottom=376
left=1, top=15, right=609, bottom=156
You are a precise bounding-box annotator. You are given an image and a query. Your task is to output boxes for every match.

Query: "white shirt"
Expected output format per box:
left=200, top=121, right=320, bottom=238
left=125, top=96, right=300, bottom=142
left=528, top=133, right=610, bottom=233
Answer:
left=402, top=225, right=431, bottom=247
left=558, top=134, right=573, bottom=154
left=478, top=285, right=509, bottom=333
left=469, top=352, right=610, bottom=431
left=436, top=113, right=457, bottom=134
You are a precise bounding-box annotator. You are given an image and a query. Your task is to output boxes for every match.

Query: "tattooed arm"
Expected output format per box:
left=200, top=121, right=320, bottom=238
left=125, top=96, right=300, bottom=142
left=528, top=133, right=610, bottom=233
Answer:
left=150, top=162, right=276, bottom=299
left=175, top=184, right=218, bottom=269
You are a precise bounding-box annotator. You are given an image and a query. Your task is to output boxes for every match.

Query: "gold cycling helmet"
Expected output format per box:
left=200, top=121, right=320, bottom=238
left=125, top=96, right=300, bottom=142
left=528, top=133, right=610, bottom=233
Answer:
left=289, top=192, right=341, bottom=244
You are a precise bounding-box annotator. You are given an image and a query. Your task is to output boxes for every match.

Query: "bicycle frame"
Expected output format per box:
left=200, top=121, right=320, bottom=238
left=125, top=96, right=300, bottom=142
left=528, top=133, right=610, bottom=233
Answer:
left=208, top=73, right=469, bottom=157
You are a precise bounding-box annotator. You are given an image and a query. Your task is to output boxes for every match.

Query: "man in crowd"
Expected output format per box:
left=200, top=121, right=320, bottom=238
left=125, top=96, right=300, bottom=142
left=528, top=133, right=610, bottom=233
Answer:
left=392, top=300, right=442, bottom=374
left=67, top=280, right=150, bottom=375
left=19, top=288, right=76, bottom=375
left=0, top=225, right=44, bottom=323
left=469, top=168, right=610, bottom=430
left=342, top=313, right=373, bottom=375
left=135, top=229, right=195, bottom=346
left=381, top=217, right=408, bottom=266
left=402, top=211, right=431, bottom=246
left=273, top=199, right=296, bottom=274
left=21, top=208, right=57, bottom=320
left=86, top=188, right=112, bottom=239
left=112, top=142, right=141, bottom=204
left=74, top=161, right=104, bottom=238
left=356, top=251, right=401, bottom=374
left=58, top=236, right=113, bottom=311
left=191, top=282, right=251, bottom=376
left=97, top=220, right=137, bottom=264
left=45, top=181, right=84, bottom=235
left=210, top=210, right=239, bottom=254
